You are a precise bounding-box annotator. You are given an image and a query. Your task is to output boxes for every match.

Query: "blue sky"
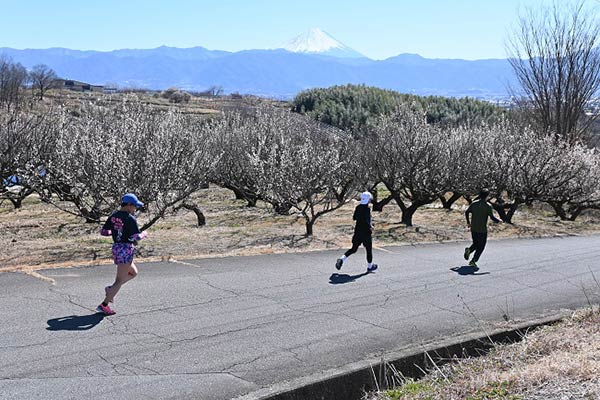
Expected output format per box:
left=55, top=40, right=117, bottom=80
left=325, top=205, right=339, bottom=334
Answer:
left=0, top=0, right=577, bottom=60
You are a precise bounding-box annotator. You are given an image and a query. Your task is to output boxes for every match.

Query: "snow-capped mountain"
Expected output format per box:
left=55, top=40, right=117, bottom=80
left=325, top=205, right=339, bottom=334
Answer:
left=0, top=28, right=516, bottom=98
left=280, top=28, right=366, bottom=59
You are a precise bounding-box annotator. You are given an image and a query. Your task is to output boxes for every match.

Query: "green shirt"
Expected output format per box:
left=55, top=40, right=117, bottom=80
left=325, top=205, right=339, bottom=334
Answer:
left=467, top=200, right=495, bottom=233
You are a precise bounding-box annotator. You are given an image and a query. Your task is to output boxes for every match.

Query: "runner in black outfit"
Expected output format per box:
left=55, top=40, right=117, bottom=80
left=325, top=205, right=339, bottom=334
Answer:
left=464, top=189, right=502, bottom=268
left=336, top=191, right=378, bottom=272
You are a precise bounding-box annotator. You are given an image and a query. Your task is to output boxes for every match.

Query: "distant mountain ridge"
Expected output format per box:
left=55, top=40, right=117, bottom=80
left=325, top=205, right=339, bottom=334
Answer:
left=0, top=30, right=516, bottom=99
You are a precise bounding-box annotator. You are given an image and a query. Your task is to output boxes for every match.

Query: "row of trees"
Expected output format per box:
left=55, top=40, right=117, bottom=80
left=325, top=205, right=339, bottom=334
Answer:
left=3, top=98, right=597, bottom=236
left=0, top=56, right=57, bottom=109
left=366, top=106, right=599, bottom=225
left=1, top=101, right=219, bottom=229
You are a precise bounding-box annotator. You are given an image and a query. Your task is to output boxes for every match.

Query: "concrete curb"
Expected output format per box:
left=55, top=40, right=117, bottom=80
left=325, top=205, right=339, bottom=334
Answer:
left=234, top=313, right=568, bottom=400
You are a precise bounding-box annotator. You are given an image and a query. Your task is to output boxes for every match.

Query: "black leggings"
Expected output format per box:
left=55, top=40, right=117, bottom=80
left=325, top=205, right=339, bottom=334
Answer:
left=469, top=231, right=488, bottom=262
left=344, top=235, right=373, bottom=263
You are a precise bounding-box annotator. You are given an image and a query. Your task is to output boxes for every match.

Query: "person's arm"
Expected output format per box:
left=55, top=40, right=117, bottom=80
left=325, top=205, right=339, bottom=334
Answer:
left=127, top=216, right=148, bottom=242
left=465, top=205, right=472, bottom=227
left=99, top=217, right=112, bottom=236
left=131, top=231, right=148, bottom=241
left=489, top=205, right=502, bottom=223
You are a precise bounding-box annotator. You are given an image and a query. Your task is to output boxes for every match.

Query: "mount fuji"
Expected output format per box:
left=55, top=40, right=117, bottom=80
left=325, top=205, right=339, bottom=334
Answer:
left=279, top=28, right=366, bottom=59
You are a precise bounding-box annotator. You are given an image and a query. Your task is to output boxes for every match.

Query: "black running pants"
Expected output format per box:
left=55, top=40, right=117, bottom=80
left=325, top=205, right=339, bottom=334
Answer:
left=469, top=231, right=487, bottom=262
left=344, top=235, right=373, bottom=263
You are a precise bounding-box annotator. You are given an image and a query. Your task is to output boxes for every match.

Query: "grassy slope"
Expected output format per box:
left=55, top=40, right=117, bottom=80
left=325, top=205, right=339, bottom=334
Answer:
left=370, top=308, right=600, bottom=400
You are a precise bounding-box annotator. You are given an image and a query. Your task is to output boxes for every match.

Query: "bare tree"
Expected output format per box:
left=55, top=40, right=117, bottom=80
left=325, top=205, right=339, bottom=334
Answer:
left=211, top=111, right=262, bottom=207
left=507, top=1, right=600, bottom=144
left=368, top=105, right=451, bottom=226
left=541, top=145, right=600, bottom=220
left=0, top=55, right=28, bottom=110
left=247, top=107, right=360, bottom=236
left=440, top=123, right=491, bottom=210
left=29, top=64, right=58, bottom=100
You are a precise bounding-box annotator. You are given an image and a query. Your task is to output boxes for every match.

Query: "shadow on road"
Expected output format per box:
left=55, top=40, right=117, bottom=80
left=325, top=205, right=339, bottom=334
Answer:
left=46, top=313, right=105, bottom=331
left=329, top=271, right=370, bottom=284
left=450, top=266, right=491, bottom=276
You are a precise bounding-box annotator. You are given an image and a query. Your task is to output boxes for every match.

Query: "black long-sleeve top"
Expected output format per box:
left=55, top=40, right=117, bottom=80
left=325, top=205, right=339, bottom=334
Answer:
left=352, top=204, right=372, bottom=236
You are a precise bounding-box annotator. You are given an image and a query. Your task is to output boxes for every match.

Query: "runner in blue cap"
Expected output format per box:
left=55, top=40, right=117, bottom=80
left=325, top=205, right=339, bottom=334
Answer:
left=97, top=193, right=148, bottom=315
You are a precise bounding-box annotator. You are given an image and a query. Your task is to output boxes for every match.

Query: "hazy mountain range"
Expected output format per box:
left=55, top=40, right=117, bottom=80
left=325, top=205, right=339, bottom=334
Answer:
left=0, top=28, right=516, bottom=99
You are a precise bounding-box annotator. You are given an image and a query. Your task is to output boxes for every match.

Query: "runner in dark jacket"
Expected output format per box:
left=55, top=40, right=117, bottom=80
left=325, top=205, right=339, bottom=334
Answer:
left=97, top=193, right=148, bottom=315
left=336, top=192, right=378, bottom=272
left=464, top=189, right=502, bottom=268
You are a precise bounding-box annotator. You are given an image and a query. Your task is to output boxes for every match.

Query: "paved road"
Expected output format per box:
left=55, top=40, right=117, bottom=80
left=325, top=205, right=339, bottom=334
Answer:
left=1, top=236, right=600, bottom=400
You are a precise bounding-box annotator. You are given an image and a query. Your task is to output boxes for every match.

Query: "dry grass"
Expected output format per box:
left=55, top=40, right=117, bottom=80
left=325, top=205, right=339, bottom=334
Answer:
left=43, top=89, right=223, bottom=115
left=42, top=89, right=285, bottom=116
left=371, top=308, right=600, bottom=400
left=2, top=186, right=600, bottom=272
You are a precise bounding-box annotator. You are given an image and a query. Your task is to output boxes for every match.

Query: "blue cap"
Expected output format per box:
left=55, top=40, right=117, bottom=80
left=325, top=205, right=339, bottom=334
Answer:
left=121, top=193, right=144, bottom=207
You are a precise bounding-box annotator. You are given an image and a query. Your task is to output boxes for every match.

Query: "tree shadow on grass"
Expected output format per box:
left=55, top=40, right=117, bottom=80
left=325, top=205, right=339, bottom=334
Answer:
left=329, top=271, right=371, bottom=284
left=47, top=313, right=105, bottom=331
left=450, top=265, right=491, bottom=276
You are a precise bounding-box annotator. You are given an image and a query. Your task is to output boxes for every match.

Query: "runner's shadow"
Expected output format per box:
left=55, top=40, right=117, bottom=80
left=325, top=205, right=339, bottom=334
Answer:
left=46, top=313, right=105, bottom=331
left=450, top=266, right=491, bottom=276
left=329, top=271, right=370, bottom=284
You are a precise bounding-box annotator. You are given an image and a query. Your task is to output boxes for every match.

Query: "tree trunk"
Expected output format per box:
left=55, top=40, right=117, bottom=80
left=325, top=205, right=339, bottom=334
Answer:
left=5, top=187, right=35, bottom=209
left=231, top=186, right=245, bottom=200
left=180, top=203, right=206, bottom=226
left=372, top=194, right=394, bottom=212
left=548, top=201, right=568, bottom=220
left=83, top=208, right=102, bottom=223
left=7, top=197, right=23, bottom=209
left=272, top=201, right=292, bottom=215
left=439, top=192, right=462, bottom=210
left=305, top=218, right=315, bottom=237
left=400, top=203, right=423, bottom=226
left=245, top=196, right=257, bottom=207
left=491, top=200, right=519, bottom=224
left=225, top=185, right=257, bottom=206
left=369, top=184, right=379, bottom=203
left=491, top=202, right=508, bottom=223
left=505, top=203, right=519, bottom=224
left=397, top=198, right=430, bottom=227
left=567, top=206, right=585, bottom=221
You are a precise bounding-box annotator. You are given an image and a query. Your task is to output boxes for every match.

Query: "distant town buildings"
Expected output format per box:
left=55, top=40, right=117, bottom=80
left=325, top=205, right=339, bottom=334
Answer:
left=482, top=96, right=600, bottom=116
left=55, top=79, right=104, bottom=93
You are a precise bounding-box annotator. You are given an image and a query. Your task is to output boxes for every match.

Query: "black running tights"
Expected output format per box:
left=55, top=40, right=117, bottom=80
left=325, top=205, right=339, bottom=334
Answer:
left=469, top=231, right=488, bottom=262
left=344, top=236, right=373, bottom=263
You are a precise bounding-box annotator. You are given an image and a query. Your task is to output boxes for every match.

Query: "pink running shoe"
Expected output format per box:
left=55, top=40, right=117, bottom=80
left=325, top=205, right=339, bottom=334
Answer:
left=96, top=304, right=116, bottom=315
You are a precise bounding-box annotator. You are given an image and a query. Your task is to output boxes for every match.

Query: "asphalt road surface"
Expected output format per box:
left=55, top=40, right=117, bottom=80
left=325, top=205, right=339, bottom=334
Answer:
left=1, top=235, right=599, bottom=400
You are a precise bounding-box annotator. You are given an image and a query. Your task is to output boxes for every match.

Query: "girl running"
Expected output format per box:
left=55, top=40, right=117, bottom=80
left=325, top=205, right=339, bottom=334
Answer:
left=336, top=191, right=378, bottom=272
left=97, top=193, right=148, bottom=315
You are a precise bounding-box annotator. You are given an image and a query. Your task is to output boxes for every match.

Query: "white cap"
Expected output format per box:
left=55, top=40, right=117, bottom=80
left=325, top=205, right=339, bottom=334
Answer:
left=360, top=191, right=372, bottom=205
